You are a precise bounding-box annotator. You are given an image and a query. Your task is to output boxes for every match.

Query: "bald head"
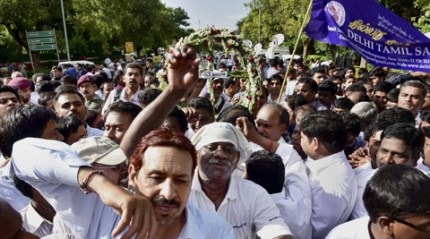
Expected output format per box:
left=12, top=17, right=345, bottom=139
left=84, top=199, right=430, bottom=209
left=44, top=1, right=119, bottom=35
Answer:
left=256, top=103, right=289, bottom=141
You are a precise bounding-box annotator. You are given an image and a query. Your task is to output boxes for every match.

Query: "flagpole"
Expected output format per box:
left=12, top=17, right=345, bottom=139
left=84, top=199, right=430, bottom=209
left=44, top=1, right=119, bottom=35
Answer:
left=277, top=0, right=314, bottom=103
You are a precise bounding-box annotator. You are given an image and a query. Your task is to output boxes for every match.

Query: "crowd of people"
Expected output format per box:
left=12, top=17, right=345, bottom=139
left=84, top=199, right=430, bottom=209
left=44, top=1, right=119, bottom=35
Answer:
left=0, top=48, right=429, bottom=239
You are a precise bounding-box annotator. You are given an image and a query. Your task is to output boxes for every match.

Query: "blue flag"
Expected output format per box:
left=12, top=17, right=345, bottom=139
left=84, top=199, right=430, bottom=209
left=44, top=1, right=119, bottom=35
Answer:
left=304, top=0, right=430, bottom=72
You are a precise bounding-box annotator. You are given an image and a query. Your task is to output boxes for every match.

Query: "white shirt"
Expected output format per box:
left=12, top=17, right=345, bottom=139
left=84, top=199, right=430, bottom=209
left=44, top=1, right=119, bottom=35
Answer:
left=189, top=174, right=292, bottom=239
left=305, top=151, right=358, bottom=239
left=12, top=138, right=234, bottom=239
left=179, top=203, right=235, bottom=239
left=350, top=162, right=375, bottom=219
left=102, top=88, right=141, bottom=115
left=266, top=68, right=280, bottom=79
left=267, top=93, right=286, bottom=103
left=326, top=216, right=371, bottom=239
left=12, top=138, right=122, bottom=239
left=285, top=79, right=297, bottom=96
left=250, top=139, right=312, bottom=239
left=0, top=157, right=29, bottom=212
left=86, top=124, right=104, bottom=137
left=417, top=157, right=430, bottom=177
left=21, top=204, right=53, bottom=238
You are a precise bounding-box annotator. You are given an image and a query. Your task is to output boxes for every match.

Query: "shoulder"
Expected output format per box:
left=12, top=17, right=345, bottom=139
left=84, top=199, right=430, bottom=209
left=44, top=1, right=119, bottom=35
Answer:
left=326, top=216, right=371, bottom=239
left=184, top=203, right=234, bottom=238
left=233, top=177, right=269, bottom=197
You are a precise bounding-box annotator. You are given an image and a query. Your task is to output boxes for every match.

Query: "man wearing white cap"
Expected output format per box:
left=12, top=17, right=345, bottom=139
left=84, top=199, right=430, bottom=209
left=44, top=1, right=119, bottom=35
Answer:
left=190, top=122, right=293, bottom=239
left=72, top=137, right=127, bottom=185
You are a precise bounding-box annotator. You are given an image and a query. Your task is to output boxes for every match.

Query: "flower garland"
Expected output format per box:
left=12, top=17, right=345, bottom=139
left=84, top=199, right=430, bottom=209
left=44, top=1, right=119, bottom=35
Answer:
left=173, top=27, right=262, bottom=111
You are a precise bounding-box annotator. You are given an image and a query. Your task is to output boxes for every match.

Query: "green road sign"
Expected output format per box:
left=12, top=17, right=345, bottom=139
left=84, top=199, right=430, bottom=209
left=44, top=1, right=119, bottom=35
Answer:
left=29, top=44, right=56, bottom=51
left=27, top=31, right=54, bottom=38
left=29, top=38, right=55, bottom=44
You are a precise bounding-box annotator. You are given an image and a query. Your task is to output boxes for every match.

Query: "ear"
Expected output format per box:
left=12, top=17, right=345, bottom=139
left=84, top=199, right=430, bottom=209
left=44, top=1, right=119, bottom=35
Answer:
left=377, top=216, right=395, bottom=237
left=128, top=164, right=138, bottom=189
left=311, top=137, right=320, bottom=152
left=279, top=123, right=288, bottom=134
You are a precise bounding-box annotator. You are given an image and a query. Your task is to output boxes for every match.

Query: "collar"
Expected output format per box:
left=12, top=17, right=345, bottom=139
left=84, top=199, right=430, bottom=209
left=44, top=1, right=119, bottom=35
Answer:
left=24, top=204, right=53, bottom=232
left=192, top=171, right=238, bottom=203
left=270, top=191, right=285, bottom=202
left=306, top=151, right=347, bottom=171
left=277, top=137, right=287, bottom=144
left=179, top=203, right=205, bottom=238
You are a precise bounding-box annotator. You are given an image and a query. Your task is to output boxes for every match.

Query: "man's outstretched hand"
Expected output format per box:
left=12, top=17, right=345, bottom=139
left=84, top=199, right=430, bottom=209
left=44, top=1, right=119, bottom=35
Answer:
left=167, top=47, right=201, bottom=95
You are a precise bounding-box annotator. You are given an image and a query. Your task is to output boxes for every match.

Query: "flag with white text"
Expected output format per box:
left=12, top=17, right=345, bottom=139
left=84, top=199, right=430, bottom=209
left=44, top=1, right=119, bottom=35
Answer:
left=304, top=0, right=430, bottom=72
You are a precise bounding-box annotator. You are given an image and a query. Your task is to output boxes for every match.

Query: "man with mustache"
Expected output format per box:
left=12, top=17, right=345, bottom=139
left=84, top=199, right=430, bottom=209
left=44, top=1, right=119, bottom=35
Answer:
left=128, top=128, right=234, bottom=238
left=77, top=74, right=104, bottom=113
left=11, top=47, right=233, bottom=238
left=102, top=63, right=144, bottom=115
left=190, top=122, right=293, bottom=239
left=236, top=102, right=312, bottom=239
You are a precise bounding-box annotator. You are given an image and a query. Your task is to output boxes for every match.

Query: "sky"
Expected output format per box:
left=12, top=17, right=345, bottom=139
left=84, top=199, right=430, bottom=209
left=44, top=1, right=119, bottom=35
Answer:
left=160, top=0, right=250, bottom=31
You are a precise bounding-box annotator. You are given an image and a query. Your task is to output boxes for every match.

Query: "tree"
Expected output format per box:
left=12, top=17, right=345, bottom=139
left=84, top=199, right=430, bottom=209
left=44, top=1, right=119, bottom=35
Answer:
left=0, top=0, right=191, bottom=67
left=239, top=0, right=429, bottom=64
left=413, top=0, right=430, bottom=33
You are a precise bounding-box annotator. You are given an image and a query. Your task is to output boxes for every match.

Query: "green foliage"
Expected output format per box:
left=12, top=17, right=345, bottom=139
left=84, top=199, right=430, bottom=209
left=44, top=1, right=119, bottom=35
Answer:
left=240, top=0, right=309, bottom=47
left=239, top=0, right=429, bottom=62
left=412, top=1, right=430, bottom=33
left=0, top=0, right=191, bottom=62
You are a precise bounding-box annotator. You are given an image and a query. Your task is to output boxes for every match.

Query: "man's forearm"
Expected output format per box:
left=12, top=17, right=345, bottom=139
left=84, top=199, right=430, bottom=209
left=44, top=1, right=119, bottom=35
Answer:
left=120, top=86, right=184, bottom=157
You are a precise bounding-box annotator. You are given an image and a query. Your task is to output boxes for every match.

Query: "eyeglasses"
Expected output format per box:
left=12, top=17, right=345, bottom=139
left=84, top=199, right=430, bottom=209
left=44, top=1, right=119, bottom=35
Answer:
left=387, top=215, right=430, bottom=236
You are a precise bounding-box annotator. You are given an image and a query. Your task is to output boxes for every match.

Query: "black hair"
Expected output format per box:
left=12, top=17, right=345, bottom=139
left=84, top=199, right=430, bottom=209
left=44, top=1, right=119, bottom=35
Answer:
left=298, top=77, right=318, bottom=93
left=333, top=97, right=354, bottom=111
left=269, top=74, right=284, bottom=84
left=421, top=111, right=430, bottom=124
left=60, top=75, right=77, bottom=86
left=341, top=112, right=361, bottom=137
left=386, top=88, right=400, bottom=102
left=138, top=87, right=162, bottom=108
left=0, top=85, right=20, bottom=102
left=53, top=85, right=85, bottom=105
left=107, top=101, right=142, bottom=121
left=364, top=164, right=430, bottom=222
left=93, top=74, right=105, bottom=89
left=113, top=70, right=124, bottom=84
left=345, top=83, right=367, bottom=93
left=57, top=115, right=84, bottom=141
left=381, top=123, right=424, bottom=161
left=167, top=106, right=189, bottom=133
left=38, top=91, right=56, bottom=108
left=216, top=104, right=256, bottom=129
left=245, top=150, right=285, bottom=194
left=86, top=109, right=103, bottom=129
left=422, top=126, right=430, bottom=138
left=187, top=97, right=214, bottom=116
left=0, top=104, right=57, bottom=157
left=375, top=107, right=415, bottom=128
left=312, top=67, right=326, bottom=76
left=369, top=67, right=386, bottom=78
left=125, top=62, right=143, bottom=76
left=269, top=58, right=279, bottom=67
left=373, top=81, right=394, bottom=94
left=318, top=80, right=337, bottom=95
left=301, top=110, right=346, bottom=154
left=285, top=94, right=307, bottom=111
left=37, top=81, right=55, bottom=94
left=358, top=67, right=369, bottom=76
